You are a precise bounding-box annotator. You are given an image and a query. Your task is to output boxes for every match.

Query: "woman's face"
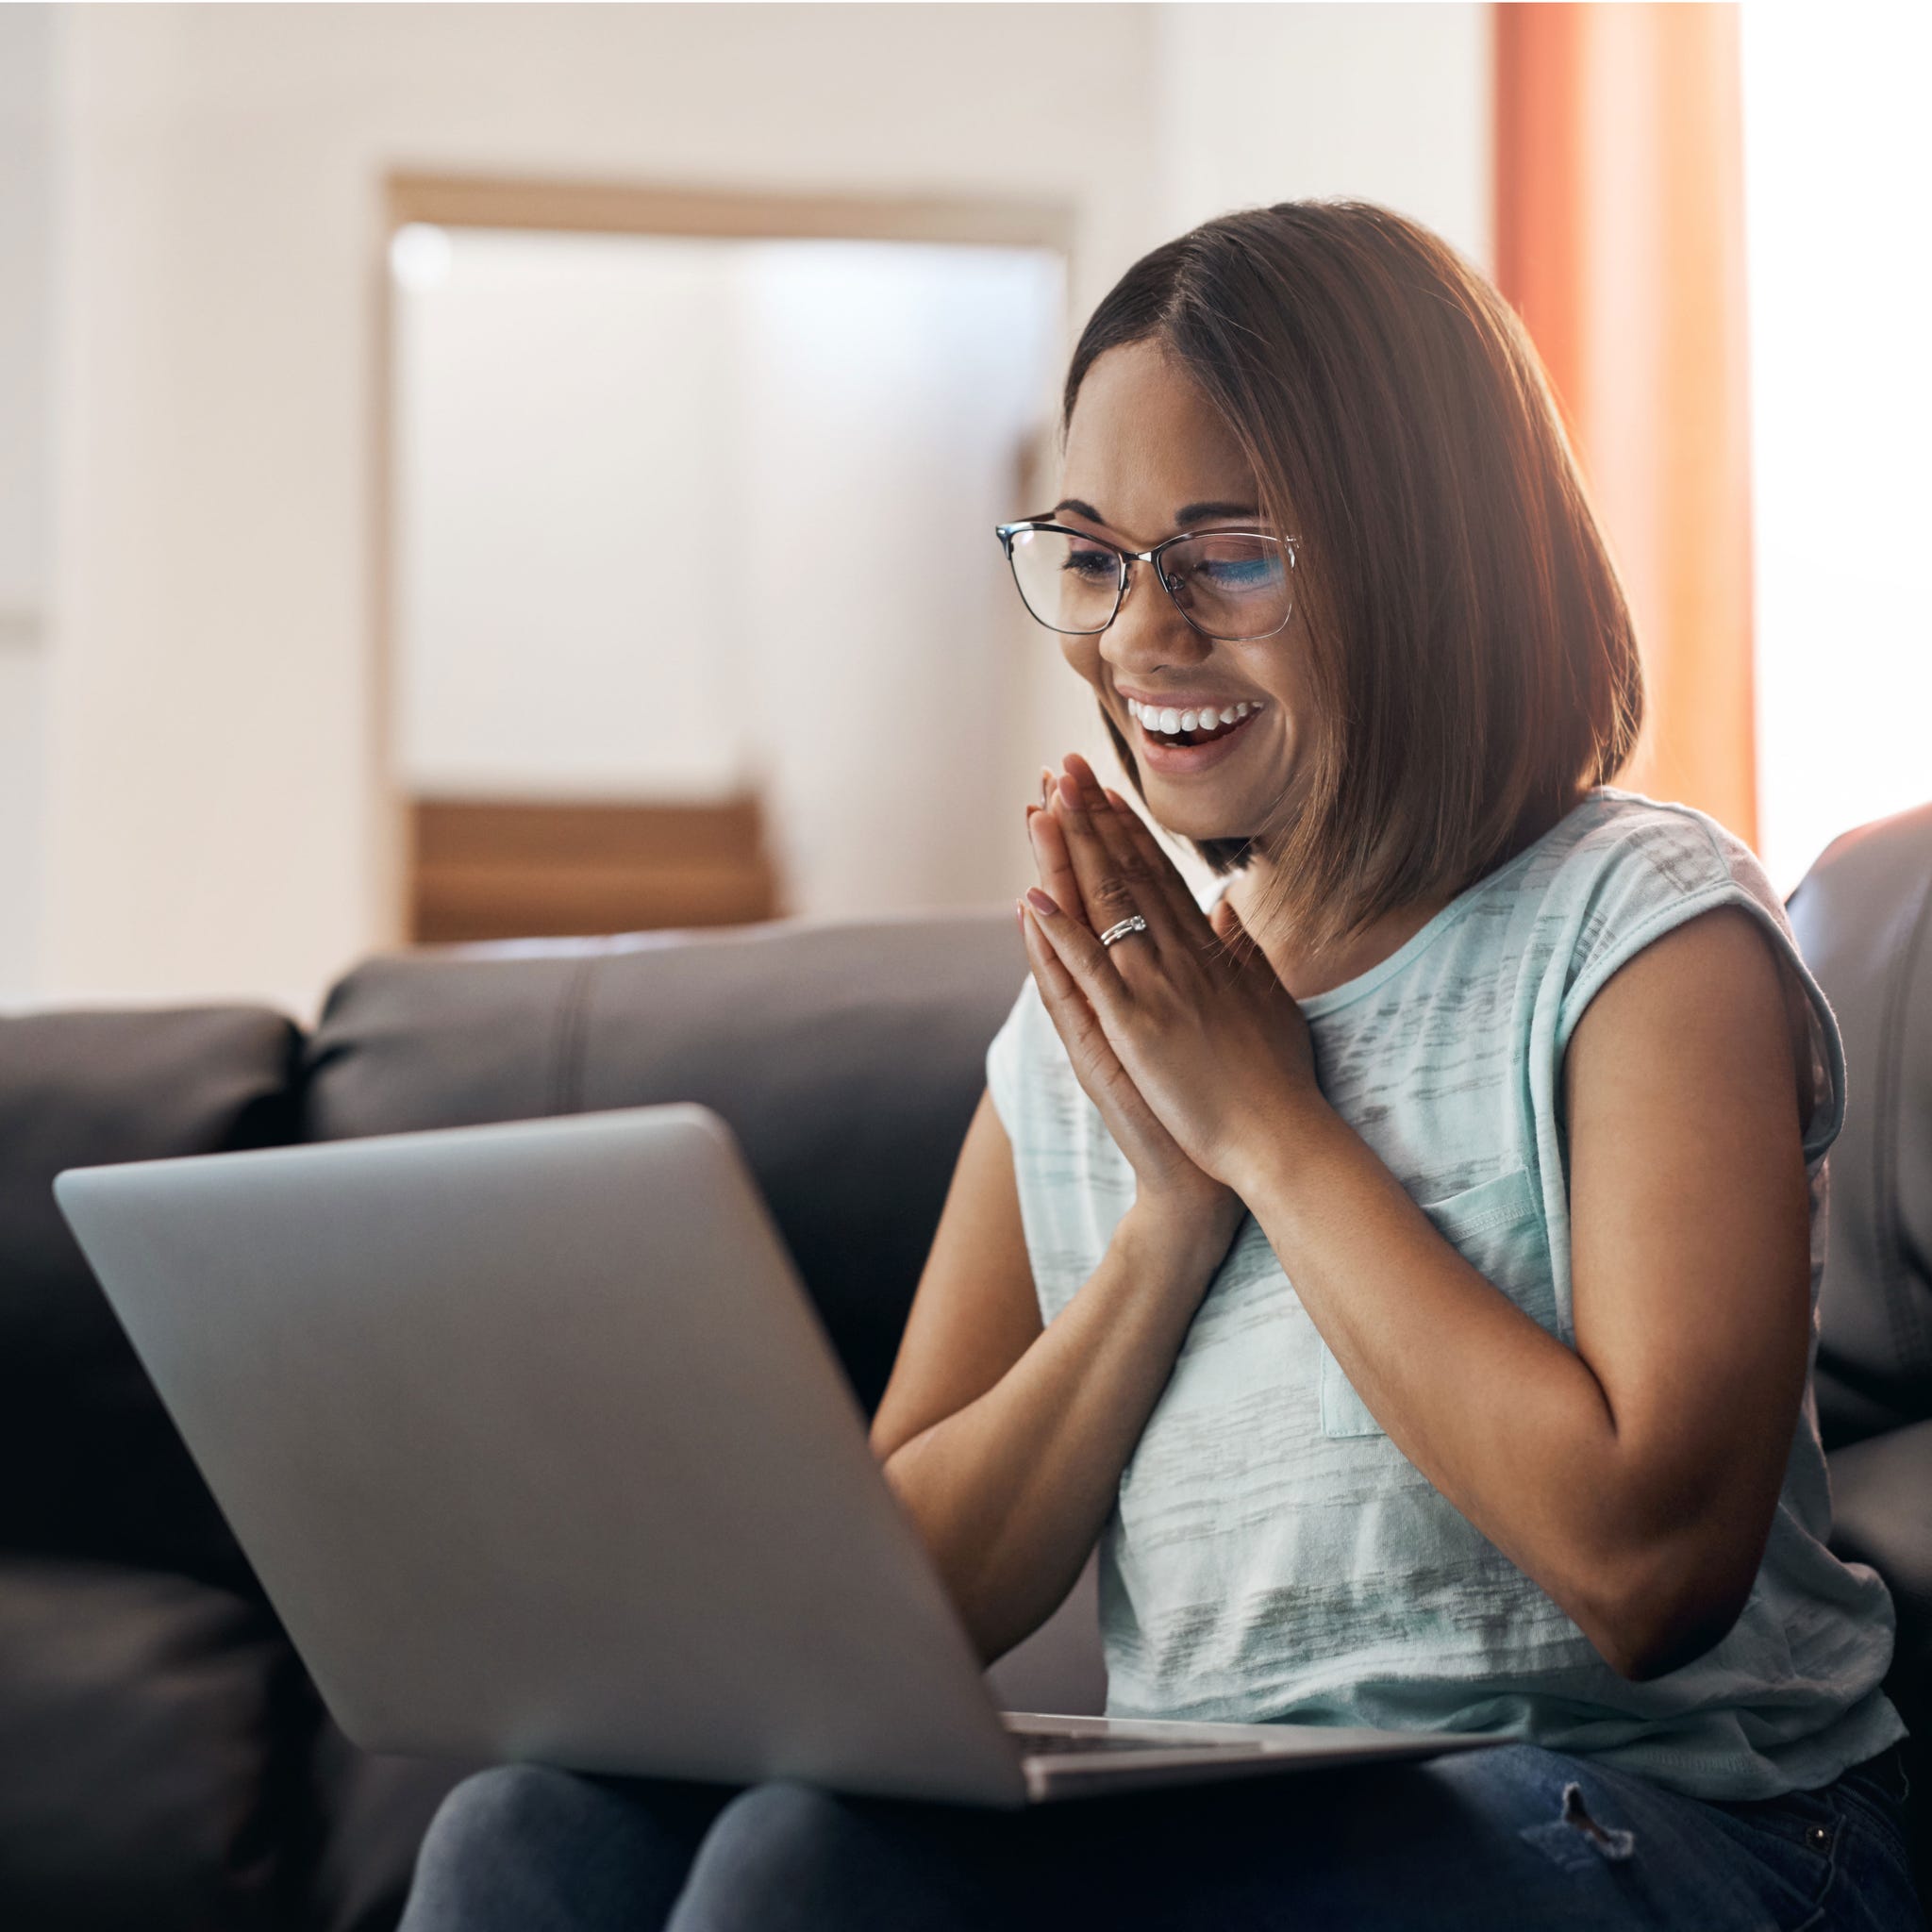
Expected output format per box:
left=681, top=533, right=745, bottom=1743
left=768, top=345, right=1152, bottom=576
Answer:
left=1055, top=339, right=1307, bottom=845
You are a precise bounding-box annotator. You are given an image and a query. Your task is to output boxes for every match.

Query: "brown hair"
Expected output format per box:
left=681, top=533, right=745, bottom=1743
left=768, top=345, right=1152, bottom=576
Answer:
left=1063, top=198, right=1645, bottom=961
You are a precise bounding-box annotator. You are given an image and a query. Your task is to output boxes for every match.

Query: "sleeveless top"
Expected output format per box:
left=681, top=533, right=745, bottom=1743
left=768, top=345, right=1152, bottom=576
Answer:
left=985, top=784, right=1906, bottom=1800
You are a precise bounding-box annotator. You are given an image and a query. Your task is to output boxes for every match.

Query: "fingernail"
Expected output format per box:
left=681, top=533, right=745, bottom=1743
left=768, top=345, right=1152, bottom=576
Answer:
left=1057, top=774, right=1082, bottom=809
left=1015, top=898, right=1025, bottom=932
left=1103, top=787, right=1127, bottom=810
left=1024, top=886, right=1058, bottom=916
left=1040, top=768, right=1055, bottom=808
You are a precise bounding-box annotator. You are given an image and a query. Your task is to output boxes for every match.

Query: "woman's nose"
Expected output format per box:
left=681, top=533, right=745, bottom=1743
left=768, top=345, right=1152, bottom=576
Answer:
left=1100, top=562, right=1212, bottom=676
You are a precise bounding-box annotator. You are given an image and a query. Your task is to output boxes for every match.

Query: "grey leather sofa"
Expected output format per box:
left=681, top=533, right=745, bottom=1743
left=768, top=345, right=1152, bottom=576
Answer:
left=1, top=797, right=1925, bottom=1927
left=1787, top=800, right=1932, bottom=1820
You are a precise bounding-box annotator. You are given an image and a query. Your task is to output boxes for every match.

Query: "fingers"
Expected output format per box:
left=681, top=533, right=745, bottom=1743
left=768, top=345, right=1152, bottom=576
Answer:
left=1048, top=767, right=1169, bottom=967
left=1025, top=800, right=1091, bottom=931
left=1057, top=754, right=1211, bottom=968
left=1097, top=779, right=1222, bottom=955
left=1018, top=886, right=1083, bottom=1010
left=1019, top=886, right=1196, bottom=1190
left=1207, top=894, right=1258, bottom=973
left=1021, top=889, right=1124, bottom=1034
left=1208, top=893, right=1283, bottom=991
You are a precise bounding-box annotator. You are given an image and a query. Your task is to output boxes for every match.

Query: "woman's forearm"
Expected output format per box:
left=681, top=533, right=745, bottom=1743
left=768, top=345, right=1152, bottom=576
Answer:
left=879, top=1204, right=1231, bottom=1665
left=1228, top=1102, right=1743, bottom=1680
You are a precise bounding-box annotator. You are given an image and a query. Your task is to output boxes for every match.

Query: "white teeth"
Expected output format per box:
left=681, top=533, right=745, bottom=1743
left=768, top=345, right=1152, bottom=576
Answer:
left=1126, top=698, right=1261, bottom=733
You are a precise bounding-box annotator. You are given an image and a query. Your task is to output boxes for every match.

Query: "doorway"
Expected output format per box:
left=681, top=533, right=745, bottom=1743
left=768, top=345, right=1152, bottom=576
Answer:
left=381, top=177, right=1071, bottom=944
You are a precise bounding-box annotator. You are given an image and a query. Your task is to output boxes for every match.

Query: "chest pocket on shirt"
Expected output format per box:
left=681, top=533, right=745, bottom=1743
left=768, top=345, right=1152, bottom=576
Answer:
left=1319, top=1163, right=1552, bottom=1440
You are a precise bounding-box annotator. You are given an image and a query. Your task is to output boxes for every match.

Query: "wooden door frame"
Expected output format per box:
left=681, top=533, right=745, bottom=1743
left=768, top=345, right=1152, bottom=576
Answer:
left=368, top=172, right=1076, bottom=949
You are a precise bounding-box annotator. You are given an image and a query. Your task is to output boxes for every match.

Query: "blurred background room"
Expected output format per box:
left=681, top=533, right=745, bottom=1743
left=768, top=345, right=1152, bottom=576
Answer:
left=6, top=8, right=1932, bottom=1931
left=0, top=0, right=1924, bottom=1022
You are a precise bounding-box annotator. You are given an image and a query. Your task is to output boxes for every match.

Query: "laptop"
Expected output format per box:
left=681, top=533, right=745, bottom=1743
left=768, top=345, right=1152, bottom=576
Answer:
left=54, top=1104, right=1502, bottom=1807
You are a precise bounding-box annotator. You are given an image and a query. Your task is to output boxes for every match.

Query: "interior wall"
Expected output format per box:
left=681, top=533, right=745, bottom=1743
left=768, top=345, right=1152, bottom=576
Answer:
left=393, top=230, right=754, bottom=804
left=733, top=240, right=1066, bottom=919
left=1740, top=4, right=1932, bottom=893
left=1154, top=1, right=1492, bottom=263
left=393, top=231, right=1065, bottom=924
left=33, top=1, right=1490, bottom=1022
left=39, top=2, right=1158, bottom=1021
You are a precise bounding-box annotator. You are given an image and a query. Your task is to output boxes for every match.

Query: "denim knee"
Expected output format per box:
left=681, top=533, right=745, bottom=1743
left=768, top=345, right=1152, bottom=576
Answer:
left=408, top=1763, right=749, bottom=1932
left=670, top=1780, right=984, bottom=1932
left=677, top=1781, right=853, bottom=1898
left=421, top=1763, right=598, bottom=1865
left=402, top=1764, right=616, bottom=1932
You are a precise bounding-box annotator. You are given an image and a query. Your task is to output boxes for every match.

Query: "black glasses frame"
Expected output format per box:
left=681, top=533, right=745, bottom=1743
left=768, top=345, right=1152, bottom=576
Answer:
left=993, top=518, right=1301, bottom=642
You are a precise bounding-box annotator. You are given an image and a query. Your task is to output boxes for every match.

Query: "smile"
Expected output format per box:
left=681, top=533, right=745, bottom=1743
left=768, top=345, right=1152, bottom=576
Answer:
left=1122, top=695, right=1267, bottom=774
left=1125, top=696, right=1262, bottom=740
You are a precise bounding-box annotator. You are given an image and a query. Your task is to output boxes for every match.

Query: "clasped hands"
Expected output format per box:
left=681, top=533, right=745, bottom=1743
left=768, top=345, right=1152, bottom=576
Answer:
left=1019, top=752, right=1325, bottom=1223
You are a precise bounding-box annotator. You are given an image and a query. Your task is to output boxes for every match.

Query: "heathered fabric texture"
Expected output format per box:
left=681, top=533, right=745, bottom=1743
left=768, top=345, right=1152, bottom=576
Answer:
left=986, top=784, right=1906, bottom=1800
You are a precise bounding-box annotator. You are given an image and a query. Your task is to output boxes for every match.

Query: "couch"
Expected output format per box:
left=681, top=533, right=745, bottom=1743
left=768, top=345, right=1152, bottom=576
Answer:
left=2, top=798, right=1925, bottom=1927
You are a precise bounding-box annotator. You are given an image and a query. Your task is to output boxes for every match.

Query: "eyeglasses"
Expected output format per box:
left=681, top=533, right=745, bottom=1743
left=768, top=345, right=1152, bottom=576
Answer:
left=994, top=519, right=1299, bottom=643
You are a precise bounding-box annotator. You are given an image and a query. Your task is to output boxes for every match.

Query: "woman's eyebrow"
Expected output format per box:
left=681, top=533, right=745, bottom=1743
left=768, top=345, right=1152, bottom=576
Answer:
left=1051, top=498, right=1260, bottom=526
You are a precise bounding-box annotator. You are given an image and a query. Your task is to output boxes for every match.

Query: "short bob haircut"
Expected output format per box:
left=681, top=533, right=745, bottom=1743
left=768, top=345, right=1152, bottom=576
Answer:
left=1063, top=198, right=1646, bottom=963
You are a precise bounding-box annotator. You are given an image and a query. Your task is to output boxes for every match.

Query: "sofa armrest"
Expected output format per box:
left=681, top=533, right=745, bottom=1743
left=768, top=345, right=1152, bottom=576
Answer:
left=0, top=1557, right=307, bottom=1931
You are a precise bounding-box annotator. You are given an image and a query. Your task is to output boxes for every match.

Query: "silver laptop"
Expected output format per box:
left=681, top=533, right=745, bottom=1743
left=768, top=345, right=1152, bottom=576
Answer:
left=54, top=1104, right=1501, bottom=1807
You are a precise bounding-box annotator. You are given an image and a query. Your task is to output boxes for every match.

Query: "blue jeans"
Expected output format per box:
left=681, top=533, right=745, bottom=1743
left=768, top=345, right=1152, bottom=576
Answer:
left=399, top=1740, right=1924, bottom=1931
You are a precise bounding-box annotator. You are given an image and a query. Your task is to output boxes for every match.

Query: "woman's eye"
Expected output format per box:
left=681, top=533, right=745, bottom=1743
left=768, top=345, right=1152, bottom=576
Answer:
left=1200, top=558, right=1284, bottom=592
left=1062, top=550, right=1117, bottom=579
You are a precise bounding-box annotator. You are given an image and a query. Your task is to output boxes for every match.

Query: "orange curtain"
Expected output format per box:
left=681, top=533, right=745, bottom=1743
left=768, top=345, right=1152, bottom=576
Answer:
left=1494, top=1, right=1757, bottom=846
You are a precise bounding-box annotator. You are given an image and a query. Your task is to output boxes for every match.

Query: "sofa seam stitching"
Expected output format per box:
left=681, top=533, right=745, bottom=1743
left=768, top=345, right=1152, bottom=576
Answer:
left=550, top=957, right=596, bottom=1117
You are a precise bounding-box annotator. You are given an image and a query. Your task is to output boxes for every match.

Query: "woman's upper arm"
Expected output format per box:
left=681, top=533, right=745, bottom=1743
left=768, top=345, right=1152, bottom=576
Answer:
left=867, top=1086, right=1044, bottom=1464
left=1561, top=904, right=1814, bottom=1606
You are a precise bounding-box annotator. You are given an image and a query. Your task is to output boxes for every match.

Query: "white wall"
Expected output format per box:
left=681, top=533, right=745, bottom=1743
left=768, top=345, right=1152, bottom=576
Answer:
left=30, top=1, right=1491, bottom=1021
left=392, top=230, right=1066, bottom=924
left=1154, top=2, right=1492, bottom=265
left=0, top=5, right=58, bottom=1007
left=1741, top=4, right=1932, bottom=894
left=393, top=230, right=754, bottom=803
left=734, top=240, right=1066, bottom=917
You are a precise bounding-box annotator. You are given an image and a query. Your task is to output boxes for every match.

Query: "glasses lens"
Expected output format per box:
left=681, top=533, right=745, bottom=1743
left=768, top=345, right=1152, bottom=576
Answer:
left=1007, top=528, right=1121, bottom=635
left=1161, top=535, right=1292, bottom=640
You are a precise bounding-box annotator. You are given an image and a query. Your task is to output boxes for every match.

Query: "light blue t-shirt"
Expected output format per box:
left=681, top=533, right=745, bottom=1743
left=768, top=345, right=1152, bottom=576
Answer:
left=985, top=783, right=1905, bottom=1800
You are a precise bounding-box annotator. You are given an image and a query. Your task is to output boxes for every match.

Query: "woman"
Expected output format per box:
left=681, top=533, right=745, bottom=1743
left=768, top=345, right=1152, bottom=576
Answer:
left=400, top=201, right=1920, bottom=1929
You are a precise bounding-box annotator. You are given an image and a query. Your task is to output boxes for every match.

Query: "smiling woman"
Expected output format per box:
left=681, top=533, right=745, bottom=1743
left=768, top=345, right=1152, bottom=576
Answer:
left=399, top=201, right=1922, bottom=1932
left=1038, top=204, right=1643, bottom=974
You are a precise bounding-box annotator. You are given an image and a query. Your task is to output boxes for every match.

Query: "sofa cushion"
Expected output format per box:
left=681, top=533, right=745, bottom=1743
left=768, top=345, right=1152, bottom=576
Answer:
left=0, top=1008, right=302, bottom=1590
left=1786, top=800, right=1932, bottom=1448
left=302, top=914, right=1027, bottom=1411
left=0, top=1557, right=306, bottom=1931
left=1828, top=1421, right=1932, bottom=1741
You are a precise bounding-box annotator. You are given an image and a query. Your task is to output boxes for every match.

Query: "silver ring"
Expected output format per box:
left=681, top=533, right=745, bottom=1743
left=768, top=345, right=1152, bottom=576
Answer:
left=1099, top=914, right=1149, bottom=947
